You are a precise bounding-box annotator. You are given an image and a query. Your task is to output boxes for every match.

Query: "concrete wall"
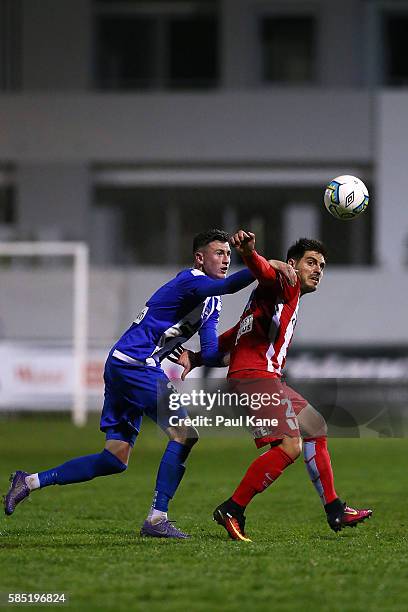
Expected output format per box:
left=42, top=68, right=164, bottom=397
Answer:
left=17, top=0, right=367, bottom=92
left=0, top=1, right=406, bottom=280
left=0, top=91, right=373, bottom=163
left=21, top=0, right=91, bottom=91
left=0, top=267, right=406, bottom=347
left=0, top=88, right=375, bottom=253
left=377, top=92, right=408, bottom=267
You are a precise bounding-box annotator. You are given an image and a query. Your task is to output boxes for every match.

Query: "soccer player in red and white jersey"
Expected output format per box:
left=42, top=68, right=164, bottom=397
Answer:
left=176, top=230, right=372, bottom=541
left=213, top=230, right=372, bottom=540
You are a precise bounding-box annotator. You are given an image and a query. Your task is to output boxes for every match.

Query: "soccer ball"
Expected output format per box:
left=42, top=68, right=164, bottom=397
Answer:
left=324, top=175, right=369, bottom=221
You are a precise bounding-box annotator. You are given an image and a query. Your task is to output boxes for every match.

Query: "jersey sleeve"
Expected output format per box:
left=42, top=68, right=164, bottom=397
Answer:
left=241, top=250, right=280, bottom=286
left=198, top=307, right=226, bottom=367
left=241, top=250, right=300, bottom=297
left=186, top=269, right=254, bottom=300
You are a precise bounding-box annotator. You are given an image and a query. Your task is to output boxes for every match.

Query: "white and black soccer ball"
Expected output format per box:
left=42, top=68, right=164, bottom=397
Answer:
left=324, top=175, right=369, bottom=221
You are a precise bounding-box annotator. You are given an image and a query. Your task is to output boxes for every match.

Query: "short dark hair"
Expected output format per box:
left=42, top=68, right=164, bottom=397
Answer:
left=286, top=238, right=328, bottom=262
left=193, top=229, right=230, bottom=253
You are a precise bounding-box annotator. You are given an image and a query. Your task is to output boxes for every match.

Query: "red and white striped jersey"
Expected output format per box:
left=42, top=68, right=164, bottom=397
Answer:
left=225, top=250, right=300, bottom=377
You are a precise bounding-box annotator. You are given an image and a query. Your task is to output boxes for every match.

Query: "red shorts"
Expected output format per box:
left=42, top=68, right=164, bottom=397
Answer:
left=228, top=370, right=309, bottom=448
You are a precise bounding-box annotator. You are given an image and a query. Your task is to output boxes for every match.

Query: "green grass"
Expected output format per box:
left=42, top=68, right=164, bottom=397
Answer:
left=0, top=416, right=407, bottom=612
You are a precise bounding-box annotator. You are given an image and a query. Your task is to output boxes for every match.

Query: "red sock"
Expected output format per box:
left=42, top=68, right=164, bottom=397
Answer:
left=231, top=446, right=294, bottom=507
left=303, top=437, right=338, bottom=505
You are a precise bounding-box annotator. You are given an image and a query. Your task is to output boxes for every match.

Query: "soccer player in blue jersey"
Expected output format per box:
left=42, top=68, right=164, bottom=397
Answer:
left=4, top=229, right=296, bottom=539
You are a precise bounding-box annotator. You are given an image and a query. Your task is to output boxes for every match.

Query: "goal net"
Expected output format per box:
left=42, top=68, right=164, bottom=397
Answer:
left=0, top=242, right=89, bottom=426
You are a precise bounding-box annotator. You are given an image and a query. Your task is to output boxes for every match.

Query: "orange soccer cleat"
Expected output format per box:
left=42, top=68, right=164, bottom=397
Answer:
left=213, top=499, right=252, bottom=542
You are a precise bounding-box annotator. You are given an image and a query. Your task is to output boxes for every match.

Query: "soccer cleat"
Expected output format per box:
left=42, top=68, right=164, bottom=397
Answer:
left=140, top=519, right=190, bottom=539
left=326, top=508, right=343, bottom=532
left=4, top=471, right=30, bottom=516
left=326, top=502, right=373, bottom=532
left=213, top=500, right=252, bottom=542
left=341, top=504, right=373, bottom=529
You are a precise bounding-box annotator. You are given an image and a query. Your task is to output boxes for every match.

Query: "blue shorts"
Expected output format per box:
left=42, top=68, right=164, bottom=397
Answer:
left=100, top=354, right=188, bottom=447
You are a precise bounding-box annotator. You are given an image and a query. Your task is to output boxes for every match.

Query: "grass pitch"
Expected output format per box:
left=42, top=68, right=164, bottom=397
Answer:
left=0, top=415, right=407, bottom=612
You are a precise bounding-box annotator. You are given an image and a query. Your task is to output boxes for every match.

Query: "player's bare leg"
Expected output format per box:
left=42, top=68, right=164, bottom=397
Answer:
left=299, top=403, right=373, bottom=531
left=140, top=423, right=198, bottom=539
left=104, top=439, right=132, bottom=464
left=213, top=436, right=301, bottom=542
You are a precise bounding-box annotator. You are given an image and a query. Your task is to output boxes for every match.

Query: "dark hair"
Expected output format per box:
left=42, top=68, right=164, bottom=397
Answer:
left=193, top=229, right=230, bottom=253
left=286, top=238, right=328, bottom=262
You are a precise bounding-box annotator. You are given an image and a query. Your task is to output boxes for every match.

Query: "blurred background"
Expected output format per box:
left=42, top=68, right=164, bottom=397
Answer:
left=0, top=0, right=407, bottom=420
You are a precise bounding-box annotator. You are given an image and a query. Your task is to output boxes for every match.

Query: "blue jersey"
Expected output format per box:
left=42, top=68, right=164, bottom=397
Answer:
left=112, top=268, right=253, bottom=367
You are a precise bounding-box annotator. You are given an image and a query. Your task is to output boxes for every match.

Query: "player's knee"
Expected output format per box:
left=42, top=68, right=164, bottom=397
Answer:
left=319, top=421, right=328, bottom=437
left=299, top=403, right=328, bottom=438
left=94, top=448, right=128, bottom=477
left=184, top=429, right=199, bottom=449
left=104, top=440, right=132, bottom=467
left=281, top=436, right=302, bottom=460
left=306, top=415, right=328, bottom=438
left=169, top=425, right=199, bottom=447
left=179, top=426, right=199, bottom=448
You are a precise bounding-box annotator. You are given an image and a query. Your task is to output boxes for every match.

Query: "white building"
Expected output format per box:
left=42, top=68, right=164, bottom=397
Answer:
left=0, top=0, right=407, bottom=347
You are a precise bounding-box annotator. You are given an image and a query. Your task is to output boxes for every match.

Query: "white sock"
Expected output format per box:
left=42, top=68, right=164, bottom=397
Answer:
left=147, top=494, right=156, bottom=520
left=25, top=473, right=40, bottom=491
left=149, top=509, right=167, bottom=525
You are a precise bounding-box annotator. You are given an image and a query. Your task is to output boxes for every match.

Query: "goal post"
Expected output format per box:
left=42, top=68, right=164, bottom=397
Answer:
left=0, top=242, right=89, bottom=426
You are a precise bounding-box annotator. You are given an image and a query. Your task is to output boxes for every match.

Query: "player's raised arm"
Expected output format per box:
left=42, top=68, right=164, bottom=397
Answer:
left=267, top=259, right=298, bottom=287
left=231, top=230, right=297, bottom=287
left=191, top=268, right=254, bottom=300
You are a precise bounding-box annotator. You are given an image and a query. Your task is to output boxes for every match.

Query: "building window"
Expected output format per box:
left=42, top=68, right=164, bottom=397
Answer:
left=168, top=15, right=218, bottom=88
left=94, top=0, right=219, bottom=90
left=383, top=12, right=408, bottom=85
left=0, top=185, right=14, bottom=224
left=0, top=0, right=21, bottom=91
left=0, top=183, right=16, bottom=243
left=260, top=15, right=316, bottom=84
left=93, top=184, right=373, bottom=266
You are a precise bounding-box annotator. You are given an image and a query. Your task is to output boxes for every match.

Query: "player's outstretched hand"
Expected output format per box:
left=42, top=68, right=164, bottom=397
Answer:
left=268, top=260, right=298, bottom=287
left=230, top=230, right=255, bottom=256
left=167, top=347, right=202, bottom=380
left=167, top=345, right=185, bottom=363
